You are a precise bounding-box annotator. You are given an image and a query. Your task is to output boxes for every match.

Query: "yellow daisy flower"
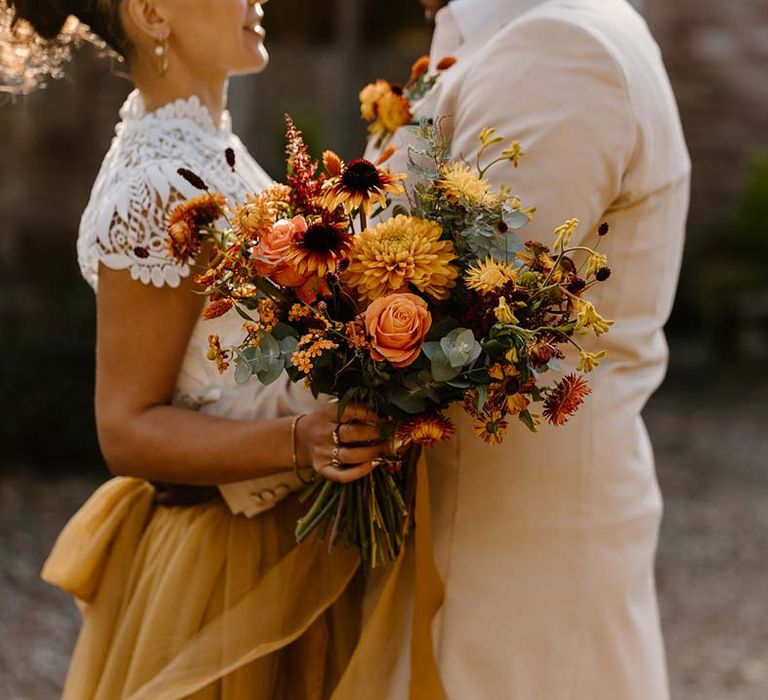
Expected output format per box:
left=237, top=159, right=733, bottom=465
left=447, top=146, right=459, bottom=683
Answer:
left=464, top=256, right=517, bottom=294
left=437, top=162, right=498, bottom=206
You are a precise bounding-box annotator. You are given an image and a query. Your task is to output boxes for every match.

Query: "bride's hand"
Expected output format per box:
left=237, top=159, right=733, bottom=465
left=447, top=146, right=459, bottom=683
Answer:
left=295, top=402, right=388, bottom=483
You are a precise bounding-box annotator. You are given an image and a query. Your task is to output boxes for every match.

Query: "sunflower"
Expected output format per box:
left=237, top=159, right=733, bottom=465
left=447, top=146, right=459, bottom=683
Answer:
left=464, top=256, right=517, bottom=294
left=542, top=374, right=591, bottom=426
left=345, top=214, right=459, bottom=302
left=322, top=158, right=405, bottom=217
left=285, top=219, right=353, bottom=277
left=437, top=162, right=497, bottom=207
left=396, top=412, right=456, bottom=448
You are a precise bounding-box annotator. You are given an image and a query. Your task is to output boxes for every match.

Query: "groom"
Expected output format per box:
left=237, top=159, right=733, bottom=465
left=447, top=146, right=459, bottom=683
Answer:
left=363, top=0, right=690, bottom=698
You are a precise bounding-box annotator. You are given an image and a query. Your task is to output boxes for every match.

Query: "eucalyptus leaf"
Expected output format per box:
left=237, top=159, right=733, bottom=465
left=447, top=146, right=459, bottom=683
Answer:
left=256, top=356, right=285, bottom=385
left=258, top=332, right=281, bottom=361
left=431, top=350, right=462, bottom=382
left=504, top=209, right=530, bottom=230
left=234, top=359, right=253, bottom=385
left=422, top=341, right=441, bottom=361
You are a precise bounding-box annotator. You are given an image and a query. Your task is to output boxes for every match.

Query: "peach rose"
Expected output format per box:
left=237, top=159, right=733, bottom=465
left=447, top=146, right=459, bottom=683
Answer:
left=253, top=215, right=307, bottom=286
left=364, top=293, right=432, bottom=368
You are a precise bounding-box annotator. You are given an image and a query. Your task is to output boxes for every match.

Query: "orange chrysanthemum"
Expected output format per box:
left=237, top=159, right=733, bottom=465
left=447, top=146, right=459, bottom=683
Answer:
left=166, top=192, right=226, bottom=262
left=542, top=374, right=591, bottom=426
left=396, top=412, right=456, bottom=448
left=286, top=219, right=353, bottom=277
left=345, top=215, right=459, bottom=302
left=321, top=158, right=405, bottom=217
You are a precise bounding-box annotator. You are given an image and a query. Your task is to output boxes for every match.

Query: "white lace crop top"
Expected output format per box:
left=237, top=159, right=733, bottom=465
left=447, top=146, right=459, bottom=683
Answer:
left=77, top=89, right=324, bottom=517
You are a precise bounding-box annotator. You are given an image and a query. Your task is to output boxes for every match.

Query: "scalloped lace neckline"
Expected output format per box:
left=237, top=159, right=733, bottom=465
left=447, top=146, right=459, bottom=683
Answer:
left=119, top=89, right=232, bottom=134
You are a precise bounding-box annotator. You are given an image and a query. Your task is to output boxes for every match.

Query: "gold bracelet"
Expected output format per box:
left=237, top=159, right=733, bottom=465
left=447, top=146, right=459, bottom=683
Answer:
left=291, top=413, right=316, bottom=484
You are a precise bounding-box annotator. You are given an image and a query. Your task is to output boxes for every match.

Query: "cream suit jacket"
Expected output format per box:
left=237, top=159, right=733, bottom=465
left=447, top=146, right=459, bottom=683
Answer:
left=363, top=1, right=689, bottom=698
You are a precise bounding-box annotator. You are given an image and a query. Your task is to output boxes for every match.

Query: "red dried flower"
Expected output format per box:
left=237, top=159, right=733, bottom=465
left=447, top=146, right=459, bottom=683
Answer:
left=542, top=374, right=591, bottom=426
left=284, top=115, right=324, bottom=215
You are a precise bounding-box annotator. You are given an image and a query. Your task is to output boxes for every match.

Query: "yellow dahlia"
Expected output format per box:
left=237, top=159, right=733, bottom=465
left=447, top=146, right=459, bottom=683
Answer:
left=437, top=162, right=497, bottom=206
left=464, top=256, right=516, bottom=294
left=345, top=214, right=459, bottom=302
left=322, top=158, right=405, bottom=218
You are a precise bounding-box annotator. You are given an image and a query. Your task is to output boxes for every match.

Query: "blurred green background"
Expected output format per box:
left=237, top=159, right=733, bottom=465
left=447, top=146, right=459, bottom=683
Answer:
left=1, top=1, right=767, bottom=698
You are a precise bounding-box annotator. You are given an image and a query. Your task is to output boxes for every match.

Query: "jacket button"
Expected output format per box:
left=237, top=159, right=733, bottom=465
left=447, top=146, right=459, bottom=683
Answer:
left=275, top=484, right=290, bottom=497
left=249, top=491, right=264, bottom=504
left=259, top=489, right=276, bottom=502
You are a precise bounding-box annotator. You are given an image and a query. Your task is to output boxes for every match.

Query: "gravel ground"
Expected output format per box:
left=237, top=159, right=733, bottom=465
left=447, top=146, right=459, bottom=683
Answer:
left=1, top=373, right=766, bottom=700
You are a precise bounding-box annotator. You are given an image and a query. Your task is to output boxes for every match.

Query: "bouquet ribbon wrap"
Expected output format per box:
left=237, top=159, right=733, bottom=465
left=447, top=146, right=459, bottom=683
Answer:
left=332, top=448, right=447, bottom=699
left=40, top=453, right=446, bottom=699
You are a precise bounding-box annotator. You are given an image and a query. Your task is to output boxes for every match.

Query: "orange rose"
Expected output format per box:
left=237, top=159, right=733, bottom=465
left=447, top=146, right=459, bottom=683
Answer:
left=253, top=215, right=307, bottom=286
left=364, top=293, right=432, bottom=368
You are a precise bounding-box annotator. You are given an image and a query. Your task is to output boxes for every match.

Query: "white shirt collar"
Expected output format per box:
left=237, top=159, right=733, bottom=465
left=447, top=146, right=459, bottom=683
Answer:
left=446, top=0, right=545, bottom=45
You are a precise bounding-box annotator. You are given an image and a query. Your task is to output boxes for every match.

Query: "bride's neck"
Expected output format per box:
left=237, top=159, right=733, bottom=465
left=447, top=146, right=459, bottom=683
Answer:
left=131, top=58, right=229, bottom=125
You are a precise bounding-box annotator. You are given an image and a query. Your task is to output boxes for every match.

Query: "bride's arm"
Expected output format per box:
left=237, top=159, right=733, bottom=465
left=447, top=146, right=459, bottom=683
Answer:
left=94, top=263, right=385, bottom=486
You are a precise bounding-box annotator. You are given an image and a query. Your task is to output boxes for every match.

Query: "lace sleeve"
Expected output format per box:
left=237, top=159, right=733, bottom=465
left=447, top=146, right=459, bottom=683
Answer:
left=78, top=160, right=203, bottom=290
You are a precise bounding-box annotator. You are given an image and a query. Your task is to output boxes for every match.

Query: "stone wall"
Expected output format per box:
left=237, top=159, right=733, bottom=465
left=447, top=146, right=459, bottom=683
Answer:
left=645, top=0, right=768, bottom=238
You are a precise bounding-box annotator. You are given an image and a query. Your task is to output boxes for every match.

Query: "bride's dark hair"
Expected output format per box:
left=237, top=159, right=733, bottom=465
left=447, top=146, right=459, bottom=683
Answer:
left=8, top=0, right=129, bottom=55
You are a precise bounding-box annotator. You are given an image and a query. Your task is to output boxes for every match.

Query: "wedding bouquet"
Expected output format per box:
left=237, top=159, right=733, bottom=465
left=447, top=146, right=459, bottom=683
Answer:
left=165, top=61, right=613, bottom=567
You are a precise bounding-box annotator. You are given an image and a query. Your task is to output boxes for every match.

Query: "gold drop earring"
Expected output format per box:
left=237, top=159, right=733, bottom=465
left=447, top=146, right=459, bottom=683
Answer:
left=154, top=35, right=169, bottom=76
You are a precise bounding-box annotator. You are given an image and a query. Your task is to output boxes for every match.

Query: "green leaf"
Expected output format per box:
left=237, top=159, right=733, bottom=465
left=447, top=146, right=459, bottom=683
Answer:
left=431, top=349, right=462, bottom=382
left=422, top=341, right=442, bottom=361
left=278, top=335, right=298, bottom=362
left=467, top=341, right=483, bottom=365
left=440, top=328, right=476, bottom=368
left=272, top=322, right=299, bottom=340
left=256, top=356, right=285, bottom=385
left=234, top=305, right=256, bottom=322
left=388, top=388, right=428, bottom=414
left=476, top=383, right=488, bottom=412
left=258, top=332, right=281, bottom=361
left=234, top=358, right=253, bottom=385
left=504, top=209, right=530, bottom=230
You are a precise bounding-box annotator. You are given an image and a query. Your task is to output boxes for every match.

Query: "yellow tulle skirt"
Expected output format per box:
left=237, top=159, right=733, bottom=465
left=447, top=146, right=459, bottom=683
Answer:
left=41, top=477, right=364, bottom=700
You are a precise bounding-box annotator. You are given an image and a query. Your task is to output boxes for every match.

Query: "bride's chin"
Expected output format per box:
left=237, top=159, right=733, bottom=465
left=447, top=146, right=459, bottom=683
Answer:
left=233, top=46, right=270, bottom=76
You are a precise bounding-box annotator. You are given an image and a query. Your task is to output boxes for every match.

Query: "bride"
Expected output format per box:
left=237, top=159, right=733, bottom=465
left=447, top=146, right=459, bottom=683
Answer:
left=6, top=0, right=391, bottom=697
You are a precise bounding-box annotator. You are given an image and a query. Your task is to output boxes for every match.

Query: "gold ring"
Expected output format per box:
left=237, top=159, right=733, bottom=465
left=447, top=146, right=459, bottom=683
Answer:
left=331, top=446, right=340, bottom=466
left=332, top=424, right=341, bottom=447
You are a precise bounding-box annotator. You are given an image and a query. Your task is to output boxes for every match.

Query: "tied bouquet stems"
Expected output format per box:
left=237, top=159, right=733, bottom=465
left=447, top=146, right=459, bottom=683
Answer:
left=164, top=59, right=615, bottom=567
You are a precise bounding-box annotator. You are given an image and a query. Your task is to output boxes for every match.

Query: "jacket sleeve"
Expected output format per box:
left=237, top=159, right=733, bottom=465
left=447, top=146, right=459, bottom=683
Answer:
left=450, top=16, right=637, bottom=247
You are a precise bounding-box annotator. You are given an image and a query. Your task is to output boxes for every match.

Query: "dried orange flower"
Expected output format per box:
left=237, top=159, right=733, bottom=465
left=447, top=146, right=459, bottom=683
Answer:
left=203, top=298, right=234, bottom=320
left=542, top=374, right=591, bottom=426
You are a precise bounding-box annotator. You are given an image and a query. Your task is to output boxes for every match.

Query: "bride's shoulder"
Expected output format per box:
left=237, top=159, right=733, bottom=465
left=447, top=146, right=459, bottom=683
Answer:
left=77, top=91, right=270, bottom=291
